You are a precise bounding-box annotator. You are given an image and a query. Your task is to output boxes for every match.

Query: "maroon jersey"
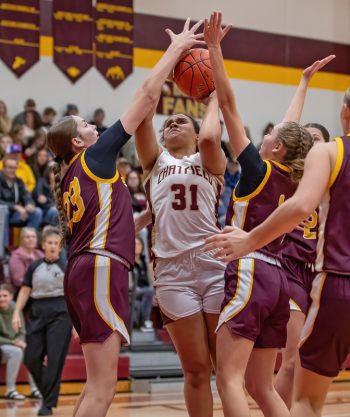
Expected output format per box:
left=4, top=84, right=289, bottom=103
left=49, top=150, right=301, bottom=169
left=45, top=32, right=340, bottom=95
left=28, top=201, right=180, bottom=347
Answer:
left=316, top=135, right=350, bottom=274
left=282, top=211, right=318, bottom=264
left=226, top=160, right=297, bottom=259
left=61, top=151, right=135, bottom=266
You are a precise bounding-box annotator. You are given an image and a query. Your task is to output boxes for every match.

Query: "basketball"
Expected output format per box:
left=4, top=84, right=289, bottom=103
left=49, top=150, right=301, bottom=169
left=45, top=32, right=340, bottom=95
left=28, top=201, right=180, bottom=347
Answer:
left=173, top=48, right=215, bottom=100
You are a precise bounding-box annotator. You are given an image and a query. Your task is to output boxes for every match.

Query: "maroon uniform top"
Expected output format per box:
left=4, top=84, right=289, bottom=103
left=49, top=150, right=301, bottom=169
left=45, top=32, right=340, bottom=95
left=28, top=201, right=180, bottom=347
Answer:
left=316, top=135, right=350, bottom=274
left=62, top=151, right=135, bottom=266
left=281, top=213, right=318, bottom=264
left=226, top=160, right=297, bottom=260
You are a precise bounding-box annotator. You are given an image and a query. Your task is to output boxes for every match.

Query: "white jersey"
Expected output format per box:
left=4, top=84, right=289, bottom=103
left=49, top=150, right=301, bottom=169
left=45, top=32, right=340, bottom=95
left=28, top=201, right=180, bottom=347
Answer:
left=144, top=151, right=222, bottom=258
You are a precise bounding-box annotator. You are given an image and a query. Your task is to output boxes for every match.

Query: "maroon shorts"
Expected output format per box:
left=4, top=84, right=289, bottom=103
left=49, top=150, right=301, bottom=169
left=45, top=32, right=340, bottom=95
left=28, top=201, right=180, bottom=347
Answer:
left=64, top=253, right=130, bottom=345
left=282, top=257, right=316, bottom=315
left=299, top=272, right=350, bottom=377
left=218, top=257, right=290, bottom=348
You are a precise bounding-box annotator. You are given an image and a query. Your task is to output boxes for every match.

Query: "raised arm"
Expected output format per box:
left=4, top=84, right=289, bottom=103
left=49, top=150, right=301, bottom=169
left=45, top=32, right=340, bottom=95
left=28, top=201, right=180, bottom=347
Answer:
left=204, top=12, right=249, bottom=158
left=282, top=55, right=335, bottom=123
left=134, top=19, right=205, bottom=172
left=198, top=91, right=226, bottom=178
left=122, top=18, right=204, bottom=137
left=206, top=143, right=333, bottom=261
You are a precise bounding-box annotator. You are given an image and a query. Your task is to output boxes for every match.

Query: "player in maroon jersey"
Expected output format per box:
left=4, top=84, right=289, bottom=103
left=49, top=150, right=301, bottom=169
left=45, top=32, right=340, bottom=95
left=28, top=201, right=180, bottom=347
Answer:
left=47, top=19, right=205, bottom=417
left=271, top=59, right=334, bottom=407
left=204, top=12, right=315, bottom=417
left=206, top=104, right=350, bottom=417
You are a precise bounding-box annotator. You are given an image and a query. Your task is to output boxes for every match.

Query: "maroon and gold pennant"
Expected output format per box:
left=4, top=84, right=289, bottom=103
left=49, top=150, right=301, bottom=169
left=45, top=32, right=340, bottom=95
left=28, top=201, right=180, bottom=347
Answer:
left=52, top=0, right=94, bottom=83
left=0, top=1, right=40, bottom=77
left=94, top=0, right=133, bottom=88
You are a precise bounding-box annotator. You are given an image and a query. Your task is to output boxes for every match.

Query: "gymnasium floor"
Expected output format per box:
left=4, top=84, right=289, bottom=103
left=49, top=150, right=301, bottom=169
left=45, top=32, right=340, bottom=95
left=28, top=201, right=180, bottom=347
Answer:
left=0, top=382, right=349, bottom=417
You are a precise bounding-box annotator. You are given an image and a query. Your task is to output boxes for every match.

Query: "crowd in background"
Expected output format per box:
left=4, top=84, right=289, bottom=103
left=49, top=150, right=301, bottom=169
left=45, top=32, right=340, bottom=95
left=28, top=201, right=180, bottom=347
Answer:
left=0, top=96, right=277, bottom=403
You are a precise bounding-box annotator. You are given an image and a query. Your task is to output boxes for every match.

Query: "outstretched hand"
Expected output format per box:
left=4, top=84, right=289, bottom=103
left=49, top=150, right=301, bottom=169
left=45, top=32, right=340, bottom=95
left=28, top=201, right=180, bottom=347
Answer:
left=302, top=55, right=335, bottom=82
left=204, top=11, right=232, bottom=48
left=165, top=18, right=205, bottom=52
left=204, top=225, right=252, bottom=262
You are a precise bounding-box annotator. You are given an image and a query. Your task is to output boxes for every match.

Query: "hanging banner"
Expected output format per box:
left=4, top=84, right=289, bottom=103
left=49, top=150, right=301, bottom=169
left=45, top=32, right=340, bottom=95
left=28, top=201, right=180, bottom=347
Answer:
left=0, top=1, right=40, bottom=77
left=52, top=0, right=94, bottom=83
left=94, top=0, right=133, bottom=88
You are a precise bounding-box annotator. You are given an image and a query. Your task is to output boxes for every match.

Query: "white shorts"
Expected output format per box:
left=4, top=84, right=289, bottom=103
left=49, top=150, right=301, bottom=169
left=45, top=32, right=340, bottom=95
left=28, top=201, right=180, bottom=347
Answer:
left=154, top=246, right=226, bottom=322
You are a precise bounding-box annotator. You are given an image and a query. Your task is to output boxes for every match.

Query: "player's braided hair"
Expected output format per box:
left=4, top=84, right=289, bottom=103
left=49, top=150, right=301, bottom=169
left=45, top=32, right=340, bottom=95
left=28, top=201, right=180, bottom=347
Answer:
left=277, top=121, right=313, bottom=182
left=50, top=161, right=67, bottom=246
left=47, top=116, right=78, bottom=246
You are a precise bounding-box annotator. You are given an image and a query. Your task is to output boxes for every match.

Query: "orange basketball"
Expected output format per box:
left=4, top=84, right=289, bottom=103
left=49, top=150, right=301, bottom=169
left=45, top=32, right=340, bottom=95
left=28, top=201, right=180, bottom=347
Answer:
left=173, top=48, right=215, bottom=100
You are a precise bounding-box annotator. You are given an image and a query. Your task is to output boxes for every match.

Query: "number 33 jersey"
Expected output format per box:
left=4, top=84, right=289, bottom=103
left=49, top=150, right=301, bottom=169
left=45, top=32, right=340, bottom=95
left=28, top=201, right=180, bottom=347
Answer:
left=144, top=151, right=222, bottom=258
left=61, top=151, right=135, bottom=266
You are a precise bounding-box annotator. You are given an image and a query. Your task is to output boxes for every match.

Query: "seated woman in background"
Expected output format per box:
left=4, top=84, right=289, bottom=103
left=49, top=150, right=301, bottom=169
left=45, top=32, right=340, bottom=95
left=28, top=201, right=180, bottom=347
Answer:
left=32, top=168, right=58, bottom=227
left=126, top=170, right=149, bottom=261
left=9, top=228, right=43, bottom=294
left=0, top=284, right=40, bottom=400
left=133, top=236, right=154, bottom=332
left=0, top=134, right=12, bottom=159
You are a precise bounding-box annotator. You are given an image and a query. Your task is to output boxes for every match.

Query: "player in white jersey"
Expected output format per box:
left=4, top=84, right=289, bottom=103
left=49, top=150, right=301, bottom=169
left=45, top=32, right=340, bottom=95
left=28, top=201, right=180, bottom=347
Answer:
left=135, top=90, right=226, bottom=416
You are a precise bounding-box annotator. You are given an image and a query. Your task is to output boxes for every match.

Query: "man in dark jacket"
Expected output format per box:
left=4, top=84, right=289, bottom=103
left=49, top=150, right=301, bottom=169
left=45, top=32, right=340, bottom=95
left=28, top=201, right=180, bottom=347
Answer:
left=0, top=156, right=42, bottom=247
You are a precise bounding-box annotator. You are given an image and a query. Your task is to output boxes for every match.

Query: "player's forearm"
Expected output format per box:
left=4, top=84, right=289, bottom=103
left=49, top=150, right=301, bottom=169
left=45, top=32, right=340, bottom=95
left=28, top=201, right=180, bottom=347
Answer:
left=140, top=43, right=184, bottom=105
left=208, top=44, right=248, bottom=156
left=282, top=77, right=308, bottom=123
left=198, top=95, right=221, bottom=144
left=13, top=286, right=31, bottom=313
left=207, top=45, right=234, bottom=112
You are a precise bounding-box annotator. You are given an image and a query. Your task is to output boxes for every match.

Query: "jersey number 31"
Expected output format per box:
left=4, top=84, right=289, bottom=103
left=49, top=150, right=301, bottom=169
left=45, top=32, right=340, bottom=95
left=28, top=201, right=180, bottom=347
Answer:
left=171, top=184, right=199, bottom=211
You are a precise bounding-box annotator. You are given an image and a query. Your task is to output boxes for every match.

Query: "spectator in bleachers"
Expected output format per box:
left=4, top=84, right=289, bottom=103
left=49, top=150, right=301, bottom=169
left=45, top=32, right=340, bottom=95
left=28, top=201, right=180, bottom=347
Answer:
left=126, top=170, right=149, bottom=261
left=63, top=103, right=79, bottom=117
left=32, top=169, right=58, bottom=227
left=218, top=158, right=241, bottom=227
left=0, top=134, right=12, bottom=159
left=9, top=228, right=43, bottom=293
left=12, top=99, right=39, bottom=126
left=27, top=148, right=50, bottom=181
left=0, top=100, right=12, bottom=135
left=0, top=144, right=36, bottom=191
left=12, top=227, right=71, bottom=416
left=9, top=124, right=26, bottom=148
left=22, top=111, right=43, bottom=146
left=0, top=155, right=42, bottom=248
left=41, top=108, right=57, bottom=130
left=126, top=170, right=147, bottom=214
left=0, top=284, right=41, bottom=400
left=117, top=157, right=132, bottom=180
left=134, top=236, right=154, bottom=332
left=90, top=108, right=108, bottom=135
left=24, top=129, right=47, bottom=159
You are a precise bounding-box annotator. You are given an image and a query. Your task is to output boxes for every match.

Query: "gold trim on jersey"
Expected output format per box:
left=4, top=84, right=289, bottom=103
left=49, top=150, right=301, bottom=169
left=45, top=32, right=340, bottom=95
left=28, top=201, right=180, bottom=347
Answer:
left=299, top=272, right=327, bottom=348
left=68, top=152, right=81, bottom=167
left=289, top=298, right=302, bottom=312
left=90, top=183, right=112, bottom=250
left=222, top=258, right=254, bottom=322
left=81, top=150, right=119, bottom=183
left=93, top=255, right=130, bottom=344
left=270, top=160, right=291, bottom=173
left=233, top=160, right=272, bottom=202
left=328, top=137, right=344, bottom=189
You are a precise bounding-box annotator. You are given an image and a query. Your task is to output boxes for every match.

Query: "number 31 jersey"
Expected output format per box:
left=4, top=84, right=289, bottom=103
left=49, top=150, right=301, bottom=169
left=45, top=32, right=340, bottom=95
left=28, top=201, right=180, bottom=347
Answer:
left=144, top=151, right=222, bottom=258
